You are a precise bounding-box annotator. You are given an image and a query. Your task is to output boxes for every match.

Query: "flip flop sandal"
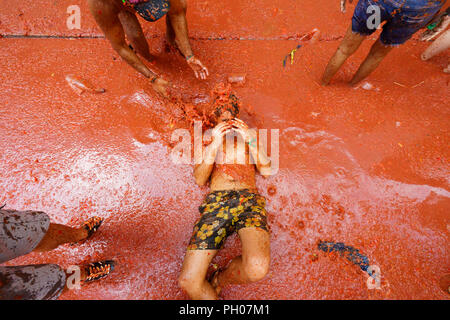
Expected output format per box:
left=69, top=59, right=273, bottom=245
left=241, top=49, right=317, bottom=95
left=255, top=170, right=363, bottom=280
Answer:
left=83, top=216, right=104, bottom=239
left=84, top=260, right=115, bottom=283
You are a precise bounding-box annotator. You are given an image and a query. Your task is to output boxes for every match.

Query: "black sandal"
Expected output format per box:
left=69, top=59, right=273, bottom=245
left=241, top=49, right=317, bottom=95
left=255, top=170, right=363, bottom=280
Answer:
left=82, top=216, right=103, bottom=239
left=84, top=260, right=115, bottom=283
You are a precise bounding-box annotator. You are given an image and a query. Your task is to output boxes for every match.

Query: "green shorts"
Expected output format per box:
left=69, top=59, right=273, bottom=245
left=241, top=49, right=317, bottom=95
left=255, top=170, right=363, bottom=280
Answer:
left=187, top=189, right=270, bottom=250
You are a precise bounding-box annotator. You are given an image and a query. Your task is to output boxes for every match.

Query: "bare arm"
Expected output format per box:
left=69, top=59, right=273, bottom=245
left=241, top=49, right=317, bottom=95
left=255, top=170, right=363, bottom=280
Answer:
left=168, top=0, right=209, bottom=79
left=87, top=0, right=171, bottom=96
left=87, top=0, right=156, bottom=78
left=248, top=139, right=272, bottom=177
left=167, top=0, right=193, bottom=59
left=193, top=122, right=232, bottom=186
left=231, top=119, right=272, bottom=177
left=193, top=143, right=219, bottom=186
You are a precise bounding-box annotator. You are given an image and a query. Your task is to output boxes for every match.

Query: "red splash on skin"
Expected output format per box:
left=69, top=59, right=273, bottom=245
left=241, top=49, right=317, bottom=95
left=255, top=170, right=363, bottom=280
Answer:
left=267, top=185, right=276, bottom=196
left=216, top=164, right=256, bottom=185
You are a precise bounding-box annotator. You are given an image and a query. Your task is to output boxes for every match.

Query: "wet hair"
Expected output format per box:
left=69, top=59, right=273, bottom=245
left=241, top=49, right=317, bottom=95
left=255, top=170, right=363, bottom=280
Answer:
left=213, top=93, right=240, bottom=118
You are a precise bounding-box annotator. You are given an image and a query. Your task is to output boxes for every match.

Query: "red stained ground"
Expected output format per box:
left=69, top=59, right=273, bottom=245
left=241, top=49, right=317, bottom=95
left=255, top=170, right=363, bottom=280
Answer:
left=0, top=1, right=449, bottom=299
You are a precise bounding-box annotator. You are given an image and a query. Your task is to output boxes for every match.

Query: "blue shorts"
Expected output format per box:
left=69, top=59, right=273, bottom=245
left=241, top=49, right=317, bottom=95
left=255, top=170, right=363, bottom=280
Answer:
left=133, top=0, right=170, bottom=22
left=352, top=0, right=445, bottom=45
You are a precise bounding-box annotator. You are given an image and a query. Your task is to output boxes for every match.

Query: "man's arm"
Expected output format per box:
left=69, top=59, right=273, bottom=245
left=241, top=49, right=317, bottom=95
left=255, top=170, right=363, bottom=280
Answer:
left=248, top=138, right=272, bottom=177
left=193, top=122, right=232, bottom=186
left=231, top=119, right=272, bottom=177
left=87, top=0, right=170, bottom=96
left=168, top=0, right=209, bottom=79
left=193, top=143, right=218, bottom=186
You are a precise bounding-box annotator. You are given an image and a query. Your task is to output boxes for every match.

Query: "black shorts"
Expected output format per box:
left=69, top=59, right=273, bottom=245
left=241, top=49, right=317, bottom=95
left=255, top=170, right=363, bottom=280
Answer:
left=187, top=190, right=270, bottom=250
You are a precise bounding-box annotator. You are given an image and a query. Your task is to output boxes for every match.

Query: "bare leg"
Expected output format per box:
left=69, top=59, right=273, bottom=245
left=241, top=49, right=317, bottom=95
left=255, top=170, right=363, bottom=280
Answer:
left=166, top=14, right=176, bottom=47
left=444, top=63, right=450, bottom=74
left=33, top=223, right=88, bottom=252
left=322, top=25, right=366, bottom=85
left=421, top=29, right=450, bottom=61
left=118, top=10, right=156, bottom=62
left=350, top=37, right=393, bottom=85
left=213, top=228, right=270, bottom=292
left=178, top=249, right=219, bottom=300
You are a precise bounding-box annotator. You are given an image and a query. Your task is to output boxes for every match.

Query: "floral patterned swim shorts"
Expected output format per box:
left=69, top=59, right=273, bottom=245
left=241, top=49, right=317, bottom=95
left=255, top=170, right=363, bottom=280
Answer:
left=187, top=189, right=270, bottom=250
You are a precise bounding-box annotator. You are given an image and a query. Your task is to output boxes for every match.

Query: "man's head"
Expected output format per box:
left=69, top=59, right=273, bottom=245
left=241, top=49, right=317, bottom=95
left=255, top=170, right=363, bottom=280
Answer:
left=213, top=93, right=240, bottom=123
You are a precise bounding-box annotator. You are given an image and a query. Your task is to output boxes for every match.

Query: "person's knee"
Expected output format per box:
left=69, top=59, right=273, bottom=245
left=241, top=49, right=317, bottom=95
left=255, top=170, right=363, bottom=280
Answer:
left=244, top=256, right=270, bottom=282
left=178, top=274, right=202, bottom=295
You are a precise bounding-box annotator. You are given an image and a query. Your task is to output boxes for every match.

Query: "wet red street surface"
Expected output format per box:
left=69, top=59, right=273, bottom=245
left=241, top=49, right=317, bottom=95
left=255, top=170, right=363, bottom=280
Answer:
left=1, top=1, right=449, bottom=299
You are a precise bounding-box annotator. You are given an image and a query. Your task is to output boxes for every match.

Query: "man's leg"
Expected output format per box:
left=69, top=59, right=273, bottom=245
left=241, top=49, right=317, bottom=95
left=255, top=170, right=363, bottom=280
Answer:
left=212, top=228, right=270, bottom=292
left=166, top=0, right=189, bottom=57
left=321, top=25, right=366, bottom=85
left=166, top=14, right=176, bottom=47
left=33, top=223, right=88, bottom=252
left=350, top=36, right=393, bottom=85
left=421, top=29, right=450, bottom=61
left=179, top=249, right=219, bottom=300
left=118, top=10, right=156, bottom=62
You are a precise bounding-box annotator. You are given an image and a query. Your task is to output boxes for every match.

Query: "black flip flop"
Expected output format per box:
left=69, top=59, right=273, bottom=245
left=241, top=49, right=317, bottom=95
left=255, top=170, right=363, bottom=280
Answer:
left=84, top=260, right=115, bottom=283
left=83, top=216, right=104, bottom=239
